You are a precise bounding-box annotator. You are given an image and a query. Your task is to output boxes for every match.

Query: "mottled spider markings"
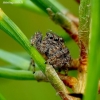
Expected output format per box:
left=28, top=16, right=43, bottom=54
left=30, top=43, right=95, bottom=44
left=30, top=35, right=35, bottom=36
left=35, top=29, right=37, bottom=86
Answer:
left=30, top=31, right=72, bottom=74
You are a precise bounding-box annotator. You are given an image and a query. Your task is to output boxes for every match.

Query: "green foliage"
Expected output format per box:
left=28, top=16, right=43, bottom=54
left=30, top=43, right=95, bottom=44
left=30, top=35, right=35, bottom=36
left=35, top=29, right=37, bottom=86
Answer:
left=79, top=0, right=90, bottom=49
left=0, top=49, right=29, bottom=70
left=0, top=0, right=100, bottom=100
left=0, top=67, right=35, bottom=80
left=31, top=0, right=60, bottom=14
left=0, top=9, right=46, bottom=72
left=84, top=0, right=100, bottom=99
left=0, top=4, right=68, bottom=99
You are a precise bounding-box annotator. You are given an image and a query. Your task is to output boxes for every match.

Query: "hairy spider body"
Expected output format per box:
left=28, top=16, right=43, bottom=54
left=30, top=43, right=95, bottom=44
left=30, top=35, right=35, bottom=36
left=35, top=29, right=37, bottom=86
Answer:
left=30, top=31, right=71, bottom=73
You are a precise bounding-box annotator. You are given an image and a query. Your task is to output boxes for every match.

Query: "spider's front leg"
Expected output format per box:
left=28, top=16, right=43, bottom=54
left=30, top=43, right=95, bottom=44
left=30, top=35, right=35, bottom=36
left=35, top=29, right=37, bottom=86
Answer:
left=28, top=58, right=35, bottom=74
left=29, top=32, right=43, bottom=73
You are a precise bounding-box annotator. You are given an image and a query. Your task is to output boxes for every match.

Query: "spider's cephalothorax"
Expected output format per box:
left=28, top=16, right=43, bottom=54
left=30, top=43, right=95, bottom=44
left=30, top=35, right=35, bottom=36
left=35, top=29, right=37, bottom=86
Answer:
left=30, top=31, right=72, bottom=74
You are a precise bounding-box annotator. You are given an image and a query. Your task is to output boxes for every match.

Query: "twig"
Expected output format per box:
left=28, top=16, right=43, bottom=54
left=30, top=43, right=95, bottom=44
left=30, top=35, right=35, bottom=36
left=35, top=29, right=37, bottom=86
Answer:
left=79, top=41, right=88, bottom=66
left=69, top=59, right=80, bottom=70
left=45, top=64, right=74, bottom=100
left=73, top=66, right=87, bottom=93
left=0, top=49, right=29, bottom=70
left=73, top=0, right=90, bottom=97
left=31, top=0, right=80, bottom=46
left=0, top=66, right=79, bottom=92
left=47, top=8, right=79, bottom=46
left=0, top=67, right=47, bottom=81
left=58, top=73, right=77, bottom=89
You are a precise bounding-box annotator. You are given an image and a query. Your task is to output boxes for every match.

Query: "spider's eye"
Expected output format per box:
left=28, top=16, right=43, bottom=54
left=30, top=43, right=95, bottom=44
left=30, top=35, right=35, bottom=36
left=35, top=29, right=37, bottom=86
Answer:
left=53, top=35, right=59, bottom=41
left=48, top=34, right=53, bottom=39
left=54, top=38, right=59, bottom=41
left=50, top=36, right=53, bottom=39
left=59, top=38, right=64, bottom=42
left=64, top=54, right=66, bottom=57
left=46, top=32, right=53, bottom=39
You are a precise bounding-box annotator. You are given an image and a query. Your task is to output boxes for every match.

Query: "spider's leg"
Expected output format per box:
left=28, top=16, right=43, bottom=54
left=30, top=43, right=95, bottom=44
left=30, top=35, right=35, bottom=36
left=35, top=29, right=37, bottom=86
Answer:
left=58, top=68, right=61, bottom=72
left=29, top=58, right=35, bottom=73
left=64, top=67, right=68, bottom=76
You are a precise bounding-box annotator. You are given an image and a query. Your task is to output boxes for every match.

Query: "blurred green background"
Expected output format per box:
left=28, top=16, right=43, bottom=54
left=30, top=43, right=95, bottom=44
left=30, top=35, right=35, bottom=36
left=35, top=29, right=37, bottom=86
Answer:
left=0, top=0, right=79, bottom=100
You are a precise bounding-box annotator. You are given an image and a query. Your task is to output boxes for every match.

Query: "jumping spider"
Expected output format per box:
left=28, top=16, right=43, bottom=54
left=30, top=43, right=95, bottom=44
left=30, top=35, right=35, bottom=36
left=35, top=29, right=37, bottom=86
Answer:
left=30, top=31, right=72, bottom=75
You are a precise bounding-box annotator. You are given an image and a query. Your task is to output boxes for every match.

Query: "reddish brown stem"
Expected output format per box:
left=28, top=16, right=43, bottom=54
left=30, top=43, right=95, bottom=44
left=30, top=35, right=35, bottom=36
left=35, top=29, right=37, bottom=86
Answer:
left=79, top=41, right=88, bottom=68
left=47, top=8, right=79, bottom=46
left=69, top=59, right=80, bottom=70
left=62, top=22, right=79, bottom=45
left=58, top=73, right=77, bottom=89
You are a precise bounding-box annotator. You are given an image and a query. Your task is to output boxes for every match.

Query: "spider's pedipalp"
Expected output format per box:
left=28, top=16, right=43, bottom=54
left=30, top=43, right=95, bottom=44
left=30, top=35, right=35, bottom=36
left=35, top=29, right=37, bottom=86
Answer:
left=30, top=32, right=42, bottom=49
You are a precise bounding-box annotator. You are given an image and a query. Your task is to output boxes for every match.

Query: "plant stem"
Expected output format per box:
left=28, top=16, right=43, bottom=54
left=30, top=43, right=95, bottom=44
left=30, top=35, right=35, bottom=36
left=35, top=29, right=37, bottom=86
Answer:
left=47, top=9, right=79, bottom=45
left=84, top=0, right=100, bottom=99
left=31, top=0, right=79, bottom=45
left=58, top=73, right=77, bottom=89
left=78, top=0, right=91, bottom=69
left=31, top=0, right=60, bottom=14
left=45, top=65, right=73, bottom=100
left=79, top=0, right=91, bottom=51
left=69, top=59, right=80, bottom=70
left=0, top=67, right=47, bottom=81
left=0, top=49, right=29, bottom=70
left=0, top=66, right=78, bottom=90
left=72, top=0, right=91, bottom=96
left=31, top=0, right=78, bottom=25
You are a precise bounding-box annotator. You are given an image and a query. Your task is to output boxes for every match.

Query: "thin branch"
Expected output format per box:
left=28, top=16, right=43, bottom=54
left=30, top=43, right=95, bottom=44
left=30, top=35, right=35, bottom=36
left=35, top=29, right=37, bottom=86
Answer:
left=69, top=59, right=80, bottom=70
left=0, top=49, right=29, bottom=70
left=73, top=0, right=91, bottom=96
left=79, top=0, right=91, bottom=51
left=47, top=8, right=79, bottom=45
left=58, top=73, right=77, bottom=89
left=45, top=64, right=74, bottom=100
left=31, top=0, right=79, bottom=46
left=73, top=66, right=87, bottom=93
left=0, top=66, right=78, bottom=91
left=0, top=67, right=47, bottom=81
